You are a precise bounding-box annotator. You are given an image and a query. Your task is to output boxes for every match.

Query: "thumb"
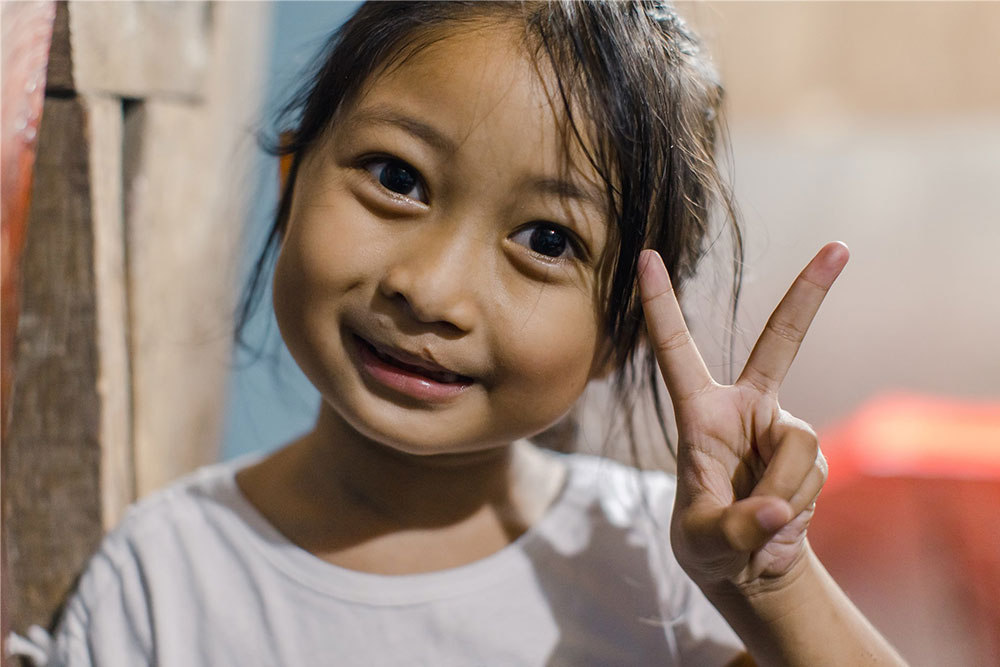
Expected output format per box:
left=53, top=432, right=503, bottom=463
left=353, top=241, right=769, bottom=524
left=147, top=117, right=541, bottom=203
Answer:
left=681, top=496, right=794, bottom=555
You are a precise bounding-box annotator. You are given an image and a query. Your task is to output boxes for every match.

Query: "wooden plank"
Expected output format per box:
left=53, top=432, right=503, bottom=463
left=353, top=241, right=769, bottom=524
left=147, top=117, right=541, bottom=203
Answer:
left=126, top=98, right=235, bottom=496
left=126, top=1, right=270, bottom=496
left=44, top=0, right=72, bottom=93
left=2, top=95, right=104, bottom=632
left=1, top=1, right=59, bottom=654
left=67, top=0, right=210, bottom=100
left=85, top=94, right=134, bottom=530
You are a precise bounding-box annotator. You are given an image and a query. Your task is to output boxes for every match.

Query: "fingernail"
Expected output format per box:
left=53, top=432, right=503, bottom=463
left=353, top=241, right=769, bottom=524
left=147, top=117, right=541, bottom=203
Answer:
left=755, top=503, right=789, bottom=533
left=638, top=250, right=651, bottom=274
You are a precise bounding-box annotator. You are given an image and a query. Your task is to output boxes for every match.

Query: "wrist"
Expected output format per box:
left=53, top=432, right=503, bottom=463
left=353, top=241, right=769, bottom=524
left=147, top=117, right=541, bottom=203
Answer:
left=696, top=543, right=818, bottom=621
left=695, top=545, right=906, bottom=666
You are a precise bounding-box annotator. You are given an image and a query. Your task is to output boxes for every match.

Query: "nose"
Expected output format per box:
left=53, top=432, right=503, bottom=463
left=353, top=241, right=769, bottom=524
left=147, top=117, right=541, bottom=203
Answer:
left=377, top=227, right=480, bottom=333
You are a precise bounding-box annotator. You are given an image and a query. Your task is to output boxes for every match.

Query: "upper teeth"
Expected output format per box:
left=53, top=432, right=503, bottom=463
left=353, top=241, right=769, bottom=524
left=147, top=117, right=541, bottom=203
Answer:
left=373, top=344, right=462, bottom=383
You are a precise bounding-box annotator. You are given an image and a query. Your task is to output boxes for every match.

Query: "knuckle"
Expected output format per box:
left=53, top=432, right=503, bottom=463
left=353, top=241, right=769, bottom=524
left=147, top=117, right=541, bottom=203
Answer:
left=742, top=368, right=780, bottom=395
left=641, top=284, right=675, bottom=304
left=801, top=427, right=819, bottom=454
left=675, top=378, right=717, bottom=404
left=793, top=431, right=820, bottom=464
left=654, top=329, right=692, bottom=355
left=799, top=272, right=831, bottom=293
left=720, top=514, right=745, bottom=551
left=766, top=316, right=807, bottom=344
left=778, top=411, right=818, bottom=443
left=815, top=451, right=829, bottom=481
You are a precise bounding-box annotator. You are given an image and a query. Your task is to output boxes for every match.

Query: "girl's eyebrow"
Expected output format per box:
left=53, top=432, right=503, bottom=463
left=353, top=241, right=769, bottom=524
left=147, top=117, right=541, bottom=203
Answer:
left=346, top=105, right=457, bottom=154
left=529, top=177, right=606, bottom=216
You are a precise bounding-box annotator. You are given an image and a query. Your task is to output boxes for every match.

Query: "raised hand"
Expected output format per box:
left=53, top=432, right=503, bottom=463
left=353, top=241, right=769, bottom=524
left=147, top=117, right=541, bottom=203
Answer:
left=638, top=242, right=849, bottom=592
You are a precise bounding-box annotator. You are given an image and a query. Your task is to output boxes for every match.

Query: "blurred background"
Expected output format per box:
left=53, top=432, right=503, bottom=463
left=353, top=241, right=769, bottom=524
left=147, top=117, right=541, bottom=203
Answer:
left=681, top=8, right=1000, bottom=662
left=3, top=2, right=998, bottom=664
left=226, top=1, right=1000, bottom=456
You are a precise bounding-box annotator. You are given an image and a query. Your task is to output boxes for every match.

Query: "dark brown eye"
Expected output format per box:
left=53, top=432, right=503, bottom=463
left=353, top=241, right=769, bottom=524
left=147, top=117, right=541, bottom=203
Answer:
left=530, top=227, right=567, bottom=257
left=365, top=159, right=427, bottom=202
left=511, top=224, right=577, bottom=260
left=380, top=162, right=416, bottom=193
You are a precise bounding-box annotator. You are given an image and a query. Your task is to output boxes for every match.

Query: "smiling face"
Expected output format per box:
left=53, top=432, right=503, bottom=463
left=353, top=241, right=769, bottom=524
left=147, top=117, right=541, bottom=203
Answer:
left=273, top=23, right=611, bottom=456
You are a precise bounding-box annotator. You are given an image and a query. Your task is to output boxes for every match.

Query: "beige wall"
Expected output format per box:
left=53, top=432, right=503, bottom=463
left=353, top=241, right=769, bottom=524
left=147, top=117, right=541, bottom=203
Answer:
left=676, top=2, right=1000, bottom=430
left=685, top=2, right=1000, bottom=118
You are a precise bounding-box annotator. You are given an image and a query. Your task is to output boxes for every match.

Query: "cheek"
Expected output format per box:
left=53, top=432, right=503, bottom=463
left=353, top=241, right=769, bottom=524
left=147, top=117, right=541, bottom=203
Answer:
left=273, top=179, right=396, bottom=330
left=272, top=196, right=377, bottom=368
left=491, top=289, right=602, bottom=422
left=282, top=203, right=373, bottom=289
left=271, top=235, right=338, bottom=394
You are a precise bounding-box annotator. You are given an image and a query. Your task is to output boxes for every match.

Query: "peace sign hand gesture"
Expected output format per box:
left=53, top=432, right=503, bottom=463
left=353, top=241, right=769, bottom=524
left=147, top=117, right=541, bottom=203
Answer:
left=638, top=242, right=849, bottom=593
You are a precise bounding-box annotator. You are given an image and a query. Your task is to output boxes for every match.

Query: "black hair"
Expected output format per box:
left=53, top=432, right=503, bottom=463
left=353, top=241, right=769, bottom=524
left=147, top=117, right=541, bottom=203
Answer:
left=235, top=0, right=742, bottom=464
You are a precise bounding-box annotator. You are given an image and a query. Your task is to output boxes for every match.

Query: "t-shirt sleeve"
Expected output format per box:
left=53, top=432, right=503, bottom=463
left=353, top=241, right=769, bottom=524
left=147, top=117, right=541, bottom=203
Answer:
left=46, top=533, right=155, bottom=667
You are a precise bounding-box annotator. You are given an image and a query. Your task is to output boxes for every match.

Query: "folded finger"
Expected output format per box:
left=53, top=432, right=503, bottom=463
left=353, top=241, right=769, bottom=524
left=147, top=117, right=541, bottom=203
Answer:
left=683, top=496, right=794, bottom=556
left=787, top=464, right=826, bottom=516
left=750, top=418, right=822, bottom=511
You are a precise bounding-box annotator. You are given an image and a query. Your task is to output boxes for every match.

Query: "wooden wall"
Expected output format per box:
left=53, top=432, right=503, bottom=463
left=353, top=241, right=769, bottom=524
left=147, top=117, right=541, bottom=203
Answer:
left=2, top=0, right=269, bottom=639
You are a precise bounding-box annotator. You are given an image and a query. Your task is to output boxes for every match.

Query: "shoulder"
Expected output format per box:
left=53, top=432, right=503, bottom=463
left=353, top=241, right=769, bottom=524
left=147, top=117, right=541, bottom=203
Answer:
left=56, top=456, right=260, bottom=632
left=47, top=455, right=265, bottom=664
left=103, top=455, right=258, bottom=556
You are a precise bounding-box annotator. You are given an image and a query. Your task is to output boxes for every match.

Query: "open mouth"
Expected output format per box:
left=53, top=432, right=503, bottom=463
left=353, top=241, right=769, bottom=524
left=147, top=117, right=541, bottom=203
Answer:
left=354, top=335, right=473, bottom=386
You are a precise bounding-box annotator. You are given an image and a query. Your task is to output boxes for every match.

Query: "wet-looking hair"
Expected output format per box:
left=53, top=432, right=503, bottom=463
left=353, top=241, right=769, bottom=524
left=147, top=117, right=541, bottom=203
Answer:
left=236, top=0, right=743, bottom=463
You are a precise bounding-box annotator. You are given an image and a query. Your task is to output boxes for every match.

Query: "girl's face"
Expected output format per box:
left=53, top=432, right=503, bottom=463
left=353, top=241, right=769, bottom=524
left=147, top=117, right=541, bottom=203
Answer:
left=273, top=23, right=611, bottom=456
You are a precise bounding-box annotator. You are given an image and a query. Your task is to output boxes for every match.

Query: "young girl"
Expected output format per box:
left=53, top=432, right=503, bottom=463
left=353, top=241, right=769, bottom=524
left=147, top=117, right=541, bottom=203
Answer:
left=33, top=2, right=904, bottom=665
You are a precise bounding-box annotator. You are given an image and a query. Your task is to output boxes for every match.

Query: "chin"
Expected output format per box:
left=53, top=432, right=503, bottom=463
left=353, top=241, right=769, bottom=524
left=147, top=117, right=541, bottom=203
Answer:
left=326, top=395, right=516, bottom=459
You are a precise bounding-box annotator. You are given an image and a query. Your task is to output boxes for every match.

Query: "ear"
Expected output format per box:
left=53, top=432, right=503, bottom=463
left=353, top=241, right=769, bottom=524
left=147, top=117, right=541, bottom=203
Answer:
left=278, top=131, right=296, bottom=191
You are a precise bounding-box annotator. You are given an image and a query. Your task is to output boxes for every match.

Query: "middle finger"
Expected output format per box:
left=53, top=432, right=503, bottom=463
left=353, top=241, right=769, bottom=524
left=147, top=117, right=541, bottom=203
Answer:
left=739, top=242, right=849, bottom=394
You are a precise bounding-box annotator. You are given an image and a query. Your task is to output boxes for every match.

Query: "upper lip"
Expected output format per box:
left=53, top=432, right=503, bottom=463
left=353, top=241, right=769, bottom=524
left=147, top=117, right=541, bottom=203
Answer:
left=357, top=334, right=473, bottom=381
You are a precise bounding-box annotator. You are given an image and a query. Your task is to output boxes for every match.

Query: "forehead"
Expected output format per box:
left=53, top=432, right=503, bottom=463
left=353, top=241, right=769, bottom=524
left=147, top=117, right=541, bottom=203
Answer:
left=362, top=22, right=545, bottom=128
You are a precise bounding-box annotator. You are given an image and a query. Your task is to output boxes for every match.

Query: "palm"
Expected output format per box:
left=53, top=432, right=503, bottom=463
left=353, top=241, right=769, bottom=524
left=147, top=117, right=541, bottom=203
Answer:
left=672, top=385, right=811, bottom=586
left=638, top=243, right=848, bottom=591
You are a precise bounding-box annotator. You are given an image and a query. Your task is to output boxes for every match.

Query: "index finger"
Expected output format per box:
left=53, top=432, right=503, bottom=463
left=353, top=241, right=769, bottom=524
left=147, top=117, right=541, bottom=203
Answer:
left=638, top=249, right=714, bottom=402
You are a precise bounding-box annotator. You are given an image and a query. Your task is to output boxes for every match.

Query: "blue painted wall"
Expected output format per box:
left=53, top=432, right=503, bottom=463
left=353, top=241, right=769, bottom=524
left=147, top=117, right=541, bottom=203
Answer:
left=222, top=1, right=362, bottom=461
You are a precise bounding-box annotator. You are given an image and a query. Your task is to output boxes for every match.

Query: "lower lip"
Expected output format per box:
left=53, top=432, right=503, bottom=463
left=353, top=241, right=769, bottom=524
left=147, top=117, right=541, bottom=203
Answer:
left=351, top=335, right=473, bottom=402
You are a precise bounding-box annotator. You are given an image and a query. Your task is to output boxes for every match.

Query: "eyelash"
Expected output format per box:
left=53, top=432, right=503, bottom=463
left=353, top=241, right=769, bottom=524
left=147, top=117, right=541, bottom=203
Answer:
left=358, top=154, right=587, bottom=263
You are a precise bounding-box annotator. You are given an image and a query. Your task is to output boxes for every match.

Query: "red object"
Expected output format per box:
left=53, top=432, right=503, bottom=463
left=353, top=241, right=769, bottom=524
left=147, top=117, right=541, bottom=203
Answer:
left=811, top=394, right=1000, bottom=666
left=1, top=0, right=55, bottom=431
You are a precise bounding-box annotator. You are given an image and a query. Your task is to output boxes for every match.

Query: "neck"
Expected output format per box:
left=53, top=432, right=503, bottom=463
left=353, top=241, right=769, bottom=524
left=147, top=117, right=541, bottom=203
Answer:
left=300, top=403, right=522, bottom=530
left=237, top=403, right=568, bottom=574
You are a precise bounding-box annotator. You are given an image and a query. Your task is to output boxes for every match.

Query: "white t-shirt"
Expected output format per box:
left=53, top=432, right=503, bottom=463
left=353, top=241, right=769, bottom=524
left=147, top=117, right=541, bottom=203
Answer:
left=20, top=452, right=744, bottom=666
